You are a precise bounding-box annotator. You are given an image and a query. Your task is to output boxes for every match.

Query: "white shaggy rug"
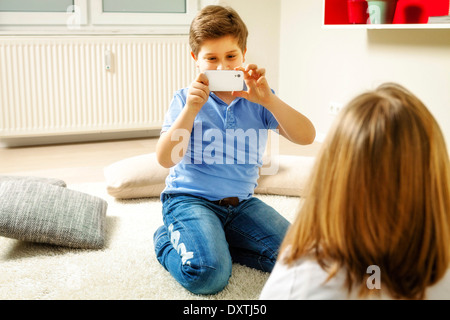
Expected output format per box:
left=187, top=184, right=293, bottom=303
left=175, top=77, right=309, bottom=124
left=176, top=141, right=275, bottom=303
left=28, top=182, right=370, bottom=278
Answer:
left=0, top=182, right=302, bottom=300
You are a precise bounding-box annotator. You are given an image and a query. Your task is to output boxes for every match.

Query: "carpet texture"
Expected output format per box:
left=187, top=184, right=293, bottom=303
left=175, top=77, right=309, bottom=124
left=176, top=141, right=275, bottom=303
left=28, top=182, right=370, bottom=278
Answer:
left=0, top=182, right=302, bottom=300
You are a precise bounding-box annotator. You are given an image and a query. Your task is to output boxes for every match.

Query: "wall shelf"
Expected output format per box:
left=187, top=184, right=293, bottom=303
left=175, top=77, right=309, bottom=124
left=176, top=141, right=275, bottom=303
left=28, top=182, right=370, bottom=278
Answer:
left=323, top=0, right=450, bottom=30
left=322, top=23, right=450, bottom=29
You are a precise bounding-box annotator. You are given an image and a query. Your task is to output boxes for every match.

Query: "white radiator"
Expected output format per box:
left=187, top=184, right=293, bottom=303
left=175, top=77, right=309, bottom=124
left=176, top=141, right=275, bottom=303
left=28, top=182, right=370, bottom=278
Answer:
left=0, top=37, right=196, bottom=140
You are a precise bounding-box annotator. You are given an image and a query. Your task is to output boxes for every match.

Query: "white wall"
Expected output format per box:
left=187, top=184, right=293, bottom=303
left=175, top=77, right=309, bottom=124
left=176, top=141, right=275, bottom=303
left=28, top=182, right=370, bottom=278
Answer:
left=219, top=0, right=281, bottom=92
left=0, top=1, right=282, bottom=147
left=4, top=1, right=448, bottom=148
left=279, top=0, right=450, bottom=146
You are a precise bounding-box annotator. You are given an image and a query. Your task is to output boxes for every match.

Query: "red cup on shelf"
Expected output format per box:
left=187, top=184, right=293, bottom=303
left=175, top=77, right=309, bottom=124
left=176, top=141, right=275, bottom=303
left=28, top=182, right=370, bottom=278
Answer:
left=347, top=0, right=369, bottom=24
left=393, top=1, right=429, bottom=24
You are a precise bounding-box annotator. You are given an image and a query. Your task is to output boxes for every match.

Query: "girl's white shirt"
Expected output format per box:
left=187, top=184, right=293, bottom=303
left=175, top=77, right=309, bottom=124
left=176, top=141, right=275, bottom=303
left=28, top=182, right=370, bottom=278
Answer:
left=260, top=256, right=450, bottom=300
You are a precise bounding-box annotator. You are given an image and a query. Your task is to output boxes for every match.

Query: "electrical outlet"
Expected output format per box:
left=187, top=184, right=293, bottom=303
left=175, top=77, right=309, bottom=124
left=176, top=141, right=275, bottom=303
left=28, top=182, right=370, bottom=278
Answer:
left=329, top=101, right=344, bottom=115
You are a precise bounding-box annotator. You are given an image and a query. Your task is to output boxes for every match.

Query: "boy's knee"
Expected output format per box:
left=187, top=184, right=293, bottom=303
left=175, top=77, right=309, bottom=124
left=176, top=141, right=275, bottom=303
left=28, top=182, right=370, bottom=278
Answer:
left=182, top=260, right=232, bottom=295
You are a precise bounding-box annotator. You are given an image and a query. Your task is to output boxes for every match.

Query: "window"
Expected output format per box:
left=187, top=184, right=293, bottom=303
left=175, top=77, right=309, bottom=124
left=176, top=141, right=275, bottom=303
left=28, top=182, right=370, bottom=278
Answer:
left=0, top=0, right=217, bottom=34
left=102, top=0, right=186, bottom=14
left=91, top=0, right=198, bottom=26
left=0, top=0, right=74, bottom=12
left=0, top=0, right=87, bottom=25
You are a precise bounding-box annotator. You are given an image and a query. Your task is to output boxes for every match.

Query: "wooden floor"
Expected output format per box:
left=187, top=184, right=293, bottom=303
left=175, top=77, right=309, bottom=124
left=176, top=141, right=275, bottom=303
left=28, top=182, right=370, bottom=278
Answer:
left=0, top=137, right=322, bottom=184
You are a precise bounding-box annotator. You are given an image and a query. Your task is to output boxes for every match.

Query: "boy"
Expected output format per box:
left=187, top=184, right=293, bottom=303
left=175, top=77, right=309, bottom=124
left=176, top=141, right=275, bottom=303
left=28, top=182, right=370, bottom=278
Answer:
left=153, top=5, right=315, bottom=295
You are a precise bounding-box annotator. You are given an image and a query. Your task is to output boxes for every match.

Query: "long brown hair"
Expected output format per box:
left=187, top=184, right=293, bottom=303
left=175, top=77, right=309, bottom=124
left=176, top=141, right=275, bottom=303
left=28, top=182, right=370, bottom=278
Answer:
left=281, top=83, right=450, bottom=299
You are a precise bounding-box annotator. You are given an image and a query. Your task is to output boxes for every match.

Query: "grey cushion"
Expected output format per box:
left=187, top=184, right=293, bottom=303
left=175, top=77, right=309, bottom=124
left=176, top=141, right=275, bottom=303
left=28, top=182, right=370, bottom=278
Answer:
left=0, top=180, right=107, bottom=249
left=0, top=175, right=67, bottom=188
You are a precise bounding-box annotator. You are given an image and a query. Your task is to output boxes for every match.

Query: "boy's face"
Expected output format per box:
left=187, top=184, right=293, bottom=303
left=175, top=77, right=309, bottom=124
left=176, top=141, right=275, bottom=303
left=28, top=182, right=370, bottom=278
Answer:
left=192, top=35, right=246, bottom=73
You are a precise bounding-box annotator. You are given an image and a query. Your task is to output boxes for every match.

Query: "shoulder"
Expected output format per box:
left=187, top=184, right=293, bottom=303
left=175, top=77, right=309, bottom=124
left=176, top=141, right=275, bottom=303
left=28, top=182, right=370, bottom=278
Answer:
left=260, top=256, right=355, bottom=300
left=167, top=88, right=190, bottom=112
left=426, top=269, right=450, bottom=299
left=173, top=87, right=189, bottom=100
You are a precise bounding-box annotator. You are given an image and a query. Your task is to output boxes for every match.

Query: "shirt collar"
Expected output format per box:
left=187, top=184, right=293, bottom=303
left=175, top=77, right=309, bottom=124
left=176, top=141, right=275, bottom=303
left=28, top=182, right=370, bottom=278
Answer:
left=210, top=92, right=242, bottom=107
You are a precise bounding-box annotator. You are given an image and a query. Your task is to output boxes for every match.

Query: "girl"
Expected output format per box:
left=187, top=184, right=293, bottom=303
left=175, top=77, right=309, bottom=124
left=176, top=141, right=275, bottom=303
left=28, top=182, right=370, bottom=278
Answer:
left=260, top=83, right=450, bottom=300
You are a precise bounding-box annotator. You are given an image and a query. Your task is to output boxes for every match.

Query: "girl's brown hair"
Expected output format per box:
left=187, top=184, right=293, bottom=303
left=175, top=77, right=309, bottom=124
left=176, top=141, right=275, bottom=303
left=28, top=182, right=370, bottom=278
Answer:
left=281, top=83, right=450, bottom=299
left=189, top=5, right=248, bottom=56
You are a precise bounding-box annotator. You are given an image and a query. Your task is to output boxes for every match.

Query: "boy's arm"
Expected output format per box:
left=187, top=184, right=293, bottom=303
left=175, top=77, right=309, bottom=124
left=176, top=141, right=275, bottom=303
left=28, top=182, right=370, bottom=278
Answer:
left=270, top=97, right=316, bottom=145
left=156, top=73, right=210, bottom=168
left=233, top=65, right=316, bottom=145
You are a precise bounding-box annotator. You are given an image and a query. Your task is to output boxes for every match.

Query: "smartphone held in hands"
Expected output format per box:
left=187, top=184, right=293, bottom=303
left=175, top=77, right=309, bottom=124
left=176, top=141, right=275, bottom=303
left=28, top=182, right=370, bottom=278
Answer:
left=204, top=70, right=244, bottom=92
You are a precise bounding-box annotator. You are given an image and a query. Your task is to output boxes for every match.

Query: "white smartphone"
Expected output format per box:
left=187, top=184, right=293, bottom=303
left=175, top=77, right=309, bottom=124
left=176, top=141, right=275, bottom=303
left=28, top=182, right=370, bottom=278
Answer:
left=204, top=70, right=245, bottom=92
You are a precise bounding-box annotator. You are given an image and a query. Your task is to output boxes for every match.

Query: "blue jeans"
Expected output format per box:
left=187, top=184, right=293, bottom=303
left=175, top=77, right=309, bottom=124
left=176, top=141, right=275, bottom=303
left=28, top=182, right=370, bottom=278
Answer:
left=153, top=193, right=290, bottom=295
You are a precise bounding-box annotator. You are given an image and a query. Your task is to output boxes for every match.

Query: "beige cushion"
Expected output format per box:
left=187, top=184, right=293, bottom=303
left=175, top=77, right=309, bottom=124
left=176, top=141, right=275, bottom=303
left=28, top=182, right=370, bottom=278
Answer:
left=104, top=153, right=169, bottom=199
left=104, top=153, right=315, bottom=199
left=256, top=155, right=315, bottom=197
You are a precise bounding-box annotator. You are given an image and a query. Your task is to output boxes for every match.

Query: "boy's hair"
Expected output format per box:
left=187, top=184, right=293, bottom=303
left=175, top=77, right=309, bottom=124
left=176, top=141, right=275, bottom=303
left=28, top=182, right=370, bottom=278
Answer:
left=189, top=5, right=248, bottom=56
left=281, top=82, right=450, bottom=300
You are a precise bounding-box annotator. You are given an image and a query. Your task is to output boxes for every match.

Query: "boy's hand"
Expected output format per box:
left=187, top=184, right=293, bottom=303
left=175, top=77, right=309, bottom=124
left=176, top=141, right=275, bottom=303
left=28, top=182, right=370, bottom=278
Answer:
left=186, top=73, right=210, bottom=113
left=232, top=64, right=274, bottom=107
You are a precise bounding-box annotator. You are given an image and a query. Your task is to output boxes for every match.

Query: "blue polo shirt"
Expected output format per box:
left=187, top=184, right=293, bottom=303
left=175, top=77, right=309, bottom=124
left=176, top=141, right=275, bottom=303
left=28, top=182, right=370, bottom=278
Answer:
left=161, top=87, right=279, bottom=201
